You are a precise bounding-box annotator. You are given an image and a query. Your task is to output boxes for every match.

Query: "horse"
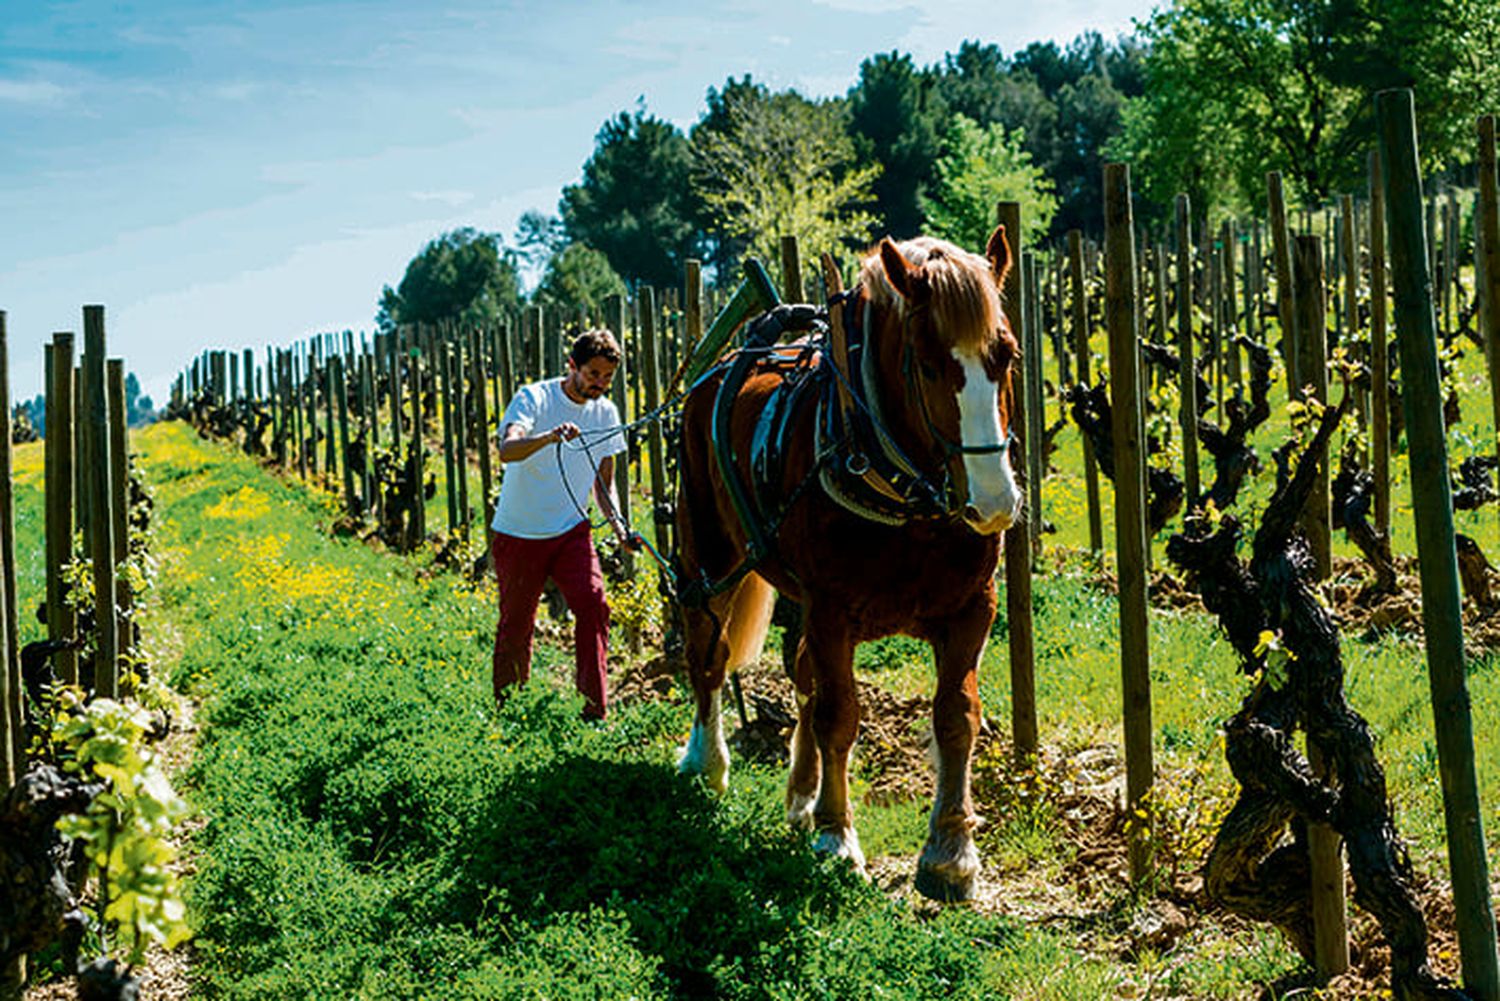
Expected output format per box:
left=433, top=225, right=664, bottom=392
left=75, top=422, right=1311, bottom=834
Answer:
left=674, top=226, right=1021, bottom=902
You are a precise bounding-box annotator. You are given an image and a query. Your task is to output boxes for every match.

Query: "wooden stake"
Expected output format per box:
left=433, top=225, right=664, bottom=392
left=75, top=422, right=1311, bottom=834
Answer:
left=1370, top=152, right=1392, bottom=538
left=1268, top=172, right=1299, bottom=393
left=997, top=201, right=1038, bottom=760
left=0, top=313, right=16, bottom=785
left=1069, top=230, right=1103, bottom=555
left=1479, top=117, right=1500, bottom=528
left=46, top=335, right=78, bottom=686
left=106, top=360, right=133, bottom=680
left=1104, top=164, right=1154, bottom=886
left=1379, top=88, right=1500, bottom=1000
left=83, top=307, right=118, bottom=700
left=1177, top=196, right=1201, bottom=509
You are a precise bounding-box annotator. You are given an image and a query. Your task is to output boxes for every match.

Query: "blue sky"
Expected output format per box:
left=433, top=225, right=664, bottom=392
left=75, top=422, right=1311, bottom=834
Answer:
left=1, top=0, right=1151, bottom=404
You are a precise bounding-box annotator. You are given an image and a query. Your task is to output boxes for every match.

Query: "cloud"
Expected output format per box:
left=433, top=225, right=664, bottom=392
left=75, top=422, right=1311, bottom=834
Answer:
left=0, top=78, right=73, bottom=106
left=410, top=190, right=475, bottom=207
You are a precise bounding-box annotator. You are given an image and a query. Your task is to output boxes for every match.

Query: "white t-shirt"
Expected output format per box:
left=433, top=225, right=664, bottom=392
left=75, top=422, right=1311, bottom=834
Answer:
left=490, top=378, right=627, bottom=539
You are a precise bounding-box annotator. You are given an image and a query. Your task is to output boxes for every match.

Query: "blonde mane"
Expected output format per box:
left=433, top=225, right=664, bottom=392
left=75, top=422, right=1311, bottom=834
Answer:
left=858, top=236, right=1003, bottom=353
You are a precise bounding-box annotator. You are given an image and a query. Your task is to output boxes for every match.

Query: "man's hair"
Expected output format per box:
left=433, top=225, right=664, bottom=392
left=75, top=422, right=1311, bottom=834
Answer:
left=569, top=328, right=621, bottom=368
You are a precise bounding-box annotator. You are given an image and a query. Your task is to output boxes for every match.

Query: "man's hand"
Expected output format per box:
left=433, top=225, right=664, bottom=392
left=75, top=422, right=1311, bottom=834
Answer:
left=547, top=422, right=582, bottom=444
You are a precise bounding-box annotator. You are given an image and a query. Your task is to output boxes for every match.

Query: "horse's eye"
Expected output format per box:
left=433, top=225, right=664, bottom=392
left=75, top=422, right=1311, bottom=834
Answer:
left=918, top=361, right=939, bottom=380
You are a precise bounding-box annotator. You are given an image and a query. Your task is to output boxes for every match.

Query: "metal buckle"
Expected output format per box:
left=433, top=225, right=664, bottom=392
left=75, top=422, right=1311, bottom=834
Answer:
left=846, top=451, right=870, bottom=476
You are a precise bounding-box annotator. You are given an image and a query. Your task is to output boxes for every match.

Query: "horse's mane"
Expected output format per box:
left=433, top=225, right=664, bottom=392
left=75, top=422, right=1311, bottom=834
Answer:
left=857, top=236, right=1003, bottom=355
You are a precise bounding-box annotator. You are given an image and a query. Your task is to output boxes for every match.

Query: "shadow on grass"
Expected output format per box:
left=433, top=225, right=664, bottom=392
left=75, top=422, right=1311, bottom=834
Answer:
left=437, top=754, right=859, bottom=995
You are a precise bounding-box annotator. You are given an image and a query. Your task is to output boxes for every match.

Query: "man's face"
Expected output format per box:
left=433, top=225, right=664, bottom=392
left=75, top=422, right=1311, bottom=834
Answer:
left=567, top=356, right=617, bottom=400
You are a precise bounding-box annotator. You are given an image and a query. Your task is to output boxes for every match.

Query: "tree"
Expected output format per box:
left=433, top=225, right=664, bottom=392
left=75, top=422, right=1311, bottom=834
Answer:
left=380, top=228, right=522, bottom=329
left=514, top=211, right=566, bottom=272
left=124, top=372, right=154, bottom=426
left=921, top=115, right=1057, bottom=252
left=692, top=82, right=879, bottom=278
left=848, top=52, right=947, bottom=238
left=560, top=107, right=700, bottom=288
left=1050, top=71, right=1130, bottom=235
left=533, top=243, right=626, bottom=318
left=1118, top=0, right=1500, bottom=217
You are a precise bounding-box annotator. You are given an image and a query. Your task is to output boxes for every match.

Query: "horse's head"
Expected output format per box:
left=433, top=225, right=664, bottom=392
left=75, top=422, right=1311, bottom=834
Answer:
left=862, top=226, right=1021, bottom=535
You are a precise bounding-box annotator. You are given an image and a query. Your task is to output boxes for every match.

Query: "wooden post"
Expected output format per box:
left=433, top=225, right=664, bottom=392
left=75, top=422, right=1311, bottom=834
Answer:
left=106, top=360, right=133, bottom=679
left=1223, top=220, right=1242, bottom=394
left=1176, top=195, right=1201, bottom=509
left=305, top=349, right=320, bottom=478
left=1371, top=151, right=1392, bottom=538
left=684, top=260, right=703, bottom=363
left=46, top=335, right=78, bottom=686
left=322, top=347, right=337, bottom=480
left=1210, top=222, right=1225, bottom=422
left=1069, top=230, right=1103, bottom=555
left=471, top=330, right=495, bottom=536
left=389, top=328, right=404, bottom=455
left=0, top=313, right=16, bottom=784
left=1293, top=236, right=1333, bottom=581
left=1379, top=88, right=1500, bottom=1000
left=407, top=335, right=426, bottom=548
left=498, top=320, right=516, bottom=410
left=452, top=337, right=471, bottom=536
left=1268, top=172, right=1298, bottom=394
left=1022, top=252, right=1045, bottom=558
left=639, top=288, right=671, bottom=567
left=997, top=201, right=1038, bottom=760
left=544, top=308, right=563, bottom=379
left=1104, top=164, right=1154, bottom=886
left=333, top=354, right=356, bottom=516
left=435, top=329, right=457, bottom=531
left=1479, top=117, right=1500, bottom=518
left=605, top=294, right=634, bottom=580
left=1248, top=223, right=1263, bottom=346
left=779, top=237, right=804, bottom=303
left=294, top=352, right=309, bottom=479
left=83, top=307, right=119, bottom=700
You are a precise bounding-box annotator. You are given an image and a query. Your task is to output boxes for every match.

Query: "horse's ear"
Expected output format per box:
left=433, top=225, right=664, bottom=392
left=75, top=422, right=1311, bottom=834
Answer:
left=986, top=225, right=1012, bottom=288
left=879, top=237, right=926, bottom=303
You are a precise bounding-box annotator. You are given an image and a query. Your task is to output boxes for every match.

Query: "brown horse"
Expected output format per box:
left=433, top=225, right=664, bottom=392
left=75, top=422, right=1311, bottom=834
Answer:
left=674, top=227, right=1020, bottom=902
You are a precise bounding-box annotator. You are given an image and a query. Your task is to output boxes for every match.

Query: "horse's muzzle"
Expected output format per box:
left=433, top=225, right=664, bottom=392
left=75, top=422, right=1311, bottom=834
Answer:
left=963, top=503, right=1016, bottom=536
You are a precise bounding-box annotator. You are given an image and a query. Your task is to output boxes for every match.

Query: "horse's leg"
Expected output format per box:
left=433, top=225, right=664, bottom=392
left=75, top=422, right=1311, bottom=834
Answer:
left=784, top=630, right=819, bottom=830
left=800, top=607, right=865, bottom=873
left=915, top=592, right=994, bottom=902
left=677, top=573, right=776, bottom=793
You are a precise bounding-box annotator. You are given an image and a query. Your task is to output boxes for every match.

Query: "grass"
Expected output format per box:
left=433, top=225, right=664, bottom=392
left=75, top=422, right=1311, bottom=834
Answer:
left=132, top=420, right=1121, bottom=1000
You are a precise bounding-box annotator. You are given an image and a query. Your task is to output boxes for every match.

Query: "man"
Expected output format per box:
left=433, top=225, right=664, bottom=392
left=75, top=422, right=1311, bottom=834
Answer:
left=491, top=328, right=633, bottom=720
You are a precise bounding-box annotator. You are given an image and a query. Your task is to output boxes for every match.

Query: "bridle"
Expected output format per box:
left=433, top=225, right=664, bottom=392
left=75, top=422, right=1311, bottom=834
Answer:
left=891, top=304, right=1017, bottom=518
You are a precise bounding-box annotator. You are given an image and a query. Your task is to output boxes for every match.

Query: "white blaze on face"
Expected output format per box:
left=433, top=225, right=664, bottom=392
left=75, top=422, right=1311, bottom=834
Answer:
left=955, top=351, right=1020, bottom=533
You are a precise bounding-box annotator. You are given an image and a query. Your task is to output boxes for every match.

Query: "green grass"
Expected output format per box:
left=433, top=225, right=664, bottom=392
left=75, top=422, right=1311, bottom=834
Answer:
left=138, top=420, right=1108, bottom=1000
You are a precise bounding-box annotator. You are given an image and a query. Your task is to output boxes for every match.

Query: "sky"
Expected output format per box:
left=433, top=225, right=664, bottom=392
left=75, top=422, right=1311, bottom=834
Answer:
left=1, top=0, right=1153, bottom=405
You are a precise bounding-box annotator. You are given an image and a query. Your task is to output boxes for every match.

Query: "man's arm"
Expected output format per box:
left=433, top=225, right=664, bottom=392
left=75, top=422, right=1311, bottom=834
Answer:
left=498, top=420, right=581, bottom=463
left=592, top=455, right=637, bottom=549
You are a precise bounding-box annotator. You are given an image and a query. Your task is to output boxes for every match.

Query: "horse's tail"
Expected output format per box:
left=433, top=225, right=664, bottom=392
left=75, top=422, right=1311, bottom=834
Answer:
left=725, top=572, right=777, bottom=675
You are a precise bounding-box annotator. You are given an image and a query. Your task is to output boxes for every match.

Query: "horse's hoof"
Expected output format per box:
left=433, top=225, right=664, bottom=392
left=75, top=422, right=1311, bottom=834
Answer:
left=813, top=829, right=867, bottom=875
left=914, top=863, right=976, bottom=902
left=785, top=792, right=816, bottom=830
left=677, top=722, right=730, bottom=793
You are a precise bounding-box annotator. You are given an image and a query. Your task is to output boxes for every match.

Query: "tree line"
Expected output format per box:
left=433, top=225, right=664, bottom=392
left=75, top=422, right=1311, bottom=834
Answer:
left=376, top=0, right=1500, bottom=329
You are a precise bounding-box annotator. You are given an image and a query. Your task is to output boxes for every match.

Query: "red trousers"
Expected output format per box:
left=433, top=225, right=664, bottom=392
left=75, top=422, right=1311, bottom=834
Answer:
left=491, top=521, right=610, bottom=719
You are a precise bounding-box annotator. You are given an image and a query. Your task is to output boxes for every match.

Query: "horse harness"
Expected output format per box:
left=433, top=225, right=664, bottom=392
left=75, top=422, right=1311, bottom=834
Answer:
left=677, top=286, right=1012, bottom=607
